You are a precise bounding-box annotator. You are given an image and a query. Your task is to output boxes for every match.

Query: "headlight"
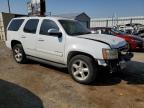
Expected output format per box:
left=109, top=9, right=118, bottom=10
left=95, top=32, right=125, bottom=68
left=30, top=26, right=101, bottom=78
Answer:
left=102, top=49, right=118, bottom=60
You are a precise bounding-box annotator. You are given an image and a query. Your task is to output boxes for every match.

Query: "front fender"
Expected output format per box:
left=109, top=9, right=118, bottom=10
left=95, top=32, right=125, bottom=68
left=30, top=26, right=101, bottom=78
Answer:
left=65, top=37, right=110, bottom=63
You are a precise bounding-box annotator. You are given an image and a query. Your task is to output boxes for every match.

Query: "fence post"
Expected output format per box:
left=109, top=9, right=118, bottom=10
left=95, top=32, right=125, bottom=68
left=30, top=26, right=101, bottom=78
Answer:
left=106, top=20, right=108, bottom=27
left=130, top=18, right=133, bottom=25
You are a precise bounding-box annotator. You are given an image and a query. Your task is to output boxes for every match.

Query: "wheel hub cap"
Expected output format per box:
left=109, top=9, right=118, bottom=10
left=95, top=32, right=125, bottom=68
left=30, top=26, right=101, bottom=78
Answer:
left=14, top=48, right=22, bottom=62
left=72, top=60, right=89, bottom=81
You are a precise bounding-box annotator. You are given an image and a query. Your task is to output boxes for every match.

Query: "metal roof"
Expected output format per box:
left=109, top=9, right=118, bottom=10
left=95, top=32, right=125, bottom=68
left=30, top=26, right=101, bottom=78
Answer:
left=54, top=12, right=90, bottom=19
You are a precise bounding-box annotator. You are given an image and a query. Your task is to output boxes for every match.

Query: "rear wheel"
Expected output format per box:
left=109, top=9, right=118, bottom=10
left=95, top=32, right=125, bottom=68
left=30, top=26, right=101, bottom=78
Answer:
left=12, top=44, right=27, bottom=64
left=68, top=55, right=97, bottom=84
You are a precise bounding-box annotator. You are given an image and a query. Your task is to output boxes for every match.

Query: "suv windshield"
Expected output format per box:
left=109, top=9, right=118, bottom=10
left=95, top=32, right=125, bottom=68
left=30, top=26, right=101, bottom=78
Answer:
left=59, top=20, right=91, bottom=36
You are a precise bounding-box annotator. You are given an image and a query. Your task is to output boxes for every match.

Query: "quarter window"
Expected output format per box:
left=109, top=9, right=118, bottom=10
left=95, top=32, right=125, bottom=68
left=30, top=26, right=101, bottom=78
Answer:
left=8, top=19, right=24, bottom=31
left=24, top=19, right=39, bottom=34
left=40, top=19, right=59, bottom=35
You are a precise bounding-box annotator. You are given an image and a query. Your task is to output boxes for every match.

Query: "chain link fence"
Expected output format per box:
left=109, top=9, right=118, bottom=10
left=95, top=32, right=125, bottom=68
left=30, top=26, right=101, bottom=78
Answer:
left=91, top=16, right=144, bottom=28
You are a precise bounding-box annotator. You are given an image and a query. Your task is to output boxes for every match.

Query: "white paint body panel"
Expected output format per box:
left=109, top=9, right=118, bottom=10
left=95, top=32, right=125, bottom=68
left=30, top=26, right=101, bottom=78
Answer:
left=78, top=34, right=126, bottom=49
left=6, top=17, right=127, bottom=66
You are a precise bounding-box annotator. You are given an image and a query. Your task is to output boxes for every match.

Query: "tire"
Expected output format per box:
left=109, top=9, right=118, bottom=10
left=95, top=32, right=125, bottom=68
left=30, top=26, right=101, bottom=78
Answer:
left=68, top=55, right=98, bottom=84
left=12, top=44, right=27, bottom=64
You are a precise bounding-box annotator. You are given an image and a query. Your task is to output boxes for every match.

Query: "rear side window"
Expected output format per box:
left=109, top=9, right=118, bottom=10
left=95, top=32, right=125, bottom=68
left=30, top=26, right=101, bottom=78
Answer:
left=24, top=19, right=39, bottom=34
left=8, top=19, right=24, bottom=31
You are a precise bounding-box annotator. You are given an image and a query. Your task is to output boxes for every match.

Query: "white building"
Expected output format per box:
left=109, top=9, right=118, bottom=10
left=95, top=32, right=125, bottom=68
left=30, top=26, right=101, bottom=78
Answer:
left=91, top=16, right=144, bottom=28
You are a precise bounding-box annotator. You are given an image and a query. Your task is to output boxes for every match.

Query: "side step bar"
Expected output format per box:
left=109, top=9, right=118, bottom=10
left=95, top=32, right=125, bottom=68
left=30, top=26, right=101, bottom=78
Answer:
left=27, top=55, right=67, bottom=68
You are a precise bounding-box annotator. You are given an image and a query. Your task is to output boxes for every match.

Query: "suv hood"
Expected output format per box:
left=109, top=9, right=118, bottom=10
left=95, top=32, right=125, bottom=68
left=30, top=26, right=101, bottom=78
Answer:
left=78, top=34, right=126, bottom=48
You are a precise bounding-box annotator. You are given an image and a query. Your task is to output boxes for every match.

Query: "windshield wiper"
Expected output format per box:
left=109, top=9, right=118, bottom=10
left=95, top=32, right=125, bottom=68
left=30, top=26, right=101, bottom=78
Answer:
left=72, top=32, right=91, bottom=36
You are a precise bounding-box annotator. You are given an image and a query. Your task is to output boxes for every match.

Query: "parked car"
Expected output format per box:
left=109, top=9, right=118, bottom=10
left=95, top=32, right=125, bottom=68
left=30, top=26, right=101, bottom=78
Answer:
left=117, top=23, right=144, bottom=35
left=91, top=27, right=144, bottom=51
left=133, top=29, right=144, bottom=38
left=6, top=17, right=133, bottom=84
left=118, top=24, right=134, bottom=34
left=127, top=23, right=144, bottom=30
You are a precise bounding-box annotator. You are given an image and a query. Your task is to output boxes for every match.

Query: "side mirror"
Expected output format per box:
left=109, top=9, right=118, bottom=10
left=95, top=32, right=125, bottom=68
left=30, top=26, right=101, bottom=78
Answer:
left=91, top=30, right=96, bottom=34
left=48, top=29, right=62, bottom=38
left=97, top=30, right=102, bottom=34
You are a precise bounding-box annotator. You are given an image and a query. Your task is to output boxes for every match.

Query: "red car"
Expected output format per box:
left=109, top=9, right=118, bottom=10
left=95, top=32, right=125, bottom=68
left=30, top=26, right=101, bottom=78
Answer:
left=91, top=27, right=144, bottom=51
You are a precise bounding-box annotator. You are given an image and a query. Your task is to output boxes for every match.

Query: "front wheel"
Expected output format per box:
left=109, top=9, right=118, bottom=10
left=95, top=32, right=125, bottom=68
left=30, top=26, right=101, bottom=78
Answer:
left=68, top=55, right=98, bottom=84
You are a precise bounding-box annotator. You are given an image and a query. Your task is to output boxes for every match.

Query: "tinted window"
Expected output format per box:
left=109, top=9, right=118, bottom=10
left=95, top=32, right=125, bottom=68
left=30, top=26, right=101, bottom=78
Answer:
left=24, top=19, right=39, bottom=34
left=8, top=19, right=24, bottom=31
left=59, top=20, right=91, bottom=36
left=40, top=19, right=59, bottom=35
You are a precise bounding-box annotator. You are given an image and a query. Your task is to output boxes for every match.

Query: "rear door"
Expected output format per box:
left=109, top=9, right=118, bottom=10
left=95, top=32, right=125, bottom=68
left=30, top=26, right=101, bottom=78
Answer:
left=20, top=19, right=39, bottom=56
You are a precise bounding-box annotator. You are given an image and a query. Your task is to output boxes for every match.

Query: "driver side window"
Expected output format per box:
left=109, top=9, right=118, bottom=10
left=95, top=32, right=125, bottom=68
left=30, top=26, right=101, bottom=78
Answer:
left=40, top=19, right=59, bottom=35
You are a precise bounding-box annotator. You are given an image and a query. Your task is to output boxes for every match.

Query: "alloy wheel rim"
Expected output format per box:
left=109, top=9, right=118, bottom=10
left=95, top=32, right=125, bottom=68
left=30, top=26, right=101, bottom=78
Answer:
left=14, top=48, right=22, bottom=62
left=72, top=60, right=89, bottom=81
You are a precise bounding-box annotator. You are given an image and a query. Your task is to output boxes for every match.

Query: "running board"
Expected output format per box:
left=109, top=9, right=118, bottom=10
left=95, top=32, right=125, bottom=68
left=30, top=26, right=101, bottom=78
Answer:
left=27, top=55, right=67, bottom=68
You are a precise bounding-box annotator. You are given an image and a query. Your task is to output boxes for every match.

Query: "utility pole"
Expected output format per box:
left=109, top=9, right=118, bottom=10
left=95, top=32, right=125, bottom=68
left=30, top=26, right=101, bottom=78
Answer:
left=40, top=0, right=46, bottom=16
left=7, top=0, right=11, bottom=13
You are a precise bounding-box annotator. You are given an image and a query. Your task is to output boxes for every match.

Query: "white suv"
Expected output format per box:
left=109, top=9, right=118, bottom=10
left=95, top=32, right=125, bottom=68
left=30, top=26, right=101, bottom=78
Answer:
left=6, top=17, right=133, bottom=84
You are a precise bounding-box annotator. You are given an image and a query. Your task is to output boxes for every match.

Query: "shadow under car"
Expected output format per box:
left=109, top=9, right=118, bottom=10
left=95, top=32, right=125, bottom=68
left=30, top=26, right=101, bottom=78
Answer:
left=0, top=80, right=44, bottom=108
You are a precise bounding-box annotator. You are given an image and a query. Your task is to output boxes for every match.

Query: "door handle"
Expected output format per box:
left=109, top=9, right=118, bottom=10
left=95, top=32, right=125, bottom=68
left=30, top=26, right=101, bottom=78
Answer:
left=38, top=38, right=44, bottom=41
left=21, top=35, right=26, bottom=38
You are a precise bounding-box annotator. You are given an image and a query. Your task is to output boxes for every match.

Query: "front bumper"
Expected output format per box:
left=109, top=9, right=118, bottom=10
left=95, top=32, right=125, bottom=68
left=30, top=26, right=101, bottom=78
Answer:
left=99, top=52, right=133, bottom=73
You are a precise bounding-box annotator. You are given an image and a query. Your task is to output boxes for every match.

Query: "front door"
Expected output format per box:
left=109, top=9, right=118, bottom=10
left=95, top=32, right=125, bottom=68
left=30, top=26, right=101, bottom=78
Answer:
left=36, top=19, right=65, bottom=63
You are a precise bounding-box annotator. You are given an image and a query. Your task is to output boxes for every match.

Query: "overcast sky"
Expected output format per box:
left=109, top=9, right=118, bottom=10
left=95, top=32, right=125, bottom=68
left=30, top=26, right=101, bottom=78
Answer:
left=0, top=0, right=144, bottom=18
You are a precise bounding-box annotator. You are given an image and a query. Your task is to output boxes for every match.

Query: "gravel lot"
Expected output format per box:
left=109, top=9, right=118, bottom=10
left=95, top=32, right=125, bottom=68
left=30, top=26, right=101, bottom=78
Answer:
left=0, top=41, right=144, bottom=108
